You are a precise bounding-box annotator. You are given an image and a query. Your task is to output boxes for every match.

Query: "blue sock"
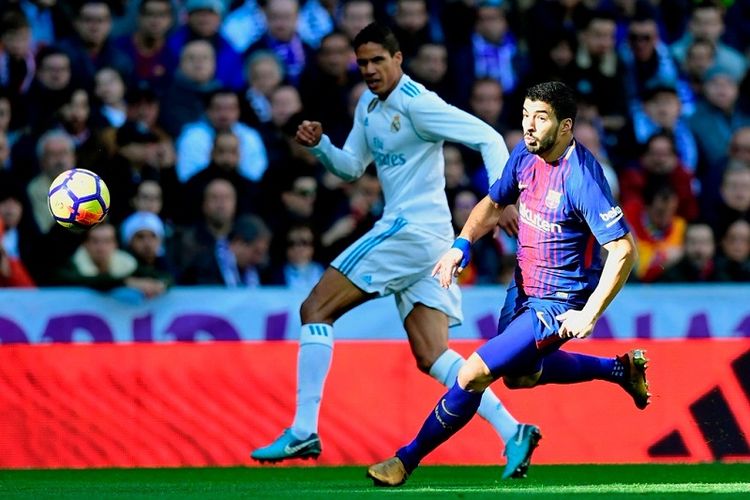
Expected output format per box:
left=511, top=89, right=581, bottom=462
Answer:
left=536, top=350, right=622, bottom=384
left=396, top=382, right=483, bottom=473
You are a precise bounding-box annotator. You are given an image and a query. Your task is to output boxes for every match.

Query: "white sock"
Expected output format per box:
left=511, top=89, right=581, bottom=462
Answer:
left=291, top=323, right=333, bottom=440
left=429, top=348, right=519, bottom=443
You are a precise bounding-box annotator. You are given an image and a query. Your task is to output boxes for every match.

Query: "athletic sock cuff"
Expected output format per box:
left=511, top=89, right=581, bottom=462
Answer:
left=300, top=323, right=334, bottom=347
left=429, top=349, right=464, bottom=386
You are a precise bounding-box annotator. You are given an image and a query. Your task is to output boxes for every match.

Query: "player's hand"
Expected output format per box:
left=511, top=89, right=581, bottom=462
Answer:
left=555, top=309, right=597, bottom=339
left=497, top=204, right=519, bottom=237
left=431, top=248, right=465, bottom=288
left=295, top=120, right=323, bottom=147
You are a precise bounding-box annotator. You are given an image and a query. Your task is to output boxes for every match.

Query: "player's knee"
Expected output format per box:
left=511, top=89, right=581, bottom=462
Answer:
left=457, top=360, right=492, bottom=392
left=503, top=372, right=541, bottom=389
left=414, top=348, right=442, bottom=374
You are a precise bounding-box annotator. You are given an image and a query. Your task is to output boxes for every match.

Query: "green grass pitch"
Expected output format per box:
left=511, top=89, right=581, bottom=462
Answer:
left=1, top=464, right=749, bottom=499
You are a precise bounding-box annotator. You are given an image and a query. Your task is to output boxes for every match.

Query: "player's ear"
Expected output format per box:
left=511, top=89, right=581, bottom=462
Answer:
left=561, top=118, right=573, bottom=134
left=394, top=51, right=403, bottom=65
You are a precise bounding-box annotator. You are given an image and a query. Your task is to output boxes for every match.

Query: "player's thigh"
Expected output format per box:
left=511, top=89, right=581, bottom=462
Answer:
left=301, top=267, right=375, bottom=323
left=476, top=308, right=541, bottom=378
left=403, top=303, right=449, bottom=371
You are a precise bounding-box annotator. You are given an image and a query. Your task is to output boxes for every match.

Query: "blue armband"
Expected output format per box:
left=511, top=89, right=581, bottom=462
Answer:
left=451, top=237, right=472, bottom=268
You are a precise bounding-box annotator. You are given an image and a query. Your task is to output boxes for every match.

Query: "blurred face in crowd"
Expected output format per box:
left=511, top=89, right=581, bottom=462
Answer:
left=37, top=53, right=71, bottom=90
left=76, top=2, right=112, bottom=47
left=270, top=85, right=302, bottom=128
left=286, top=226, right=315, bottom=266
left=395, top=0, right=428, bottom=33
left=339, top=0, right=373, bottom=41
left=704, top=74, right=738, bottom=113
left=721, top=168, right=750, bottom=211
left=475, top=6, right=507, bottom=44
left=522, top=99, right=568, bottom=157
left=318, top=33, right=353, bottom=79
left=139, top=0, right=173, bottom=39
left=549, top=37, right=575, bottom=68
left=127, top=97, right=160, bottom=126
left=40, top=135, right=75, bottom=177
left=0, top=132, right=8, bottom=166
left=730, top=128, right=750, bottom=164
left=470, top=79, right=503, bottom=125
left=207, top=92, right=240, bottom=131
left=443, top=145, right=465, bottom=189
left=266, top=0, right=298, bottom=42
left=645, top=90, right=681, bottom=128
left=452, top=190, right=478, bottom=229
left=232, top=232, right=271, bottom=269
left=356, top=42, right=403, bottom=98
left=628, top=19, right=658, bottom=62
left=350, top=174, right=381, bottom=218
left=202, top=179, right=236, bottom=227
left=129, top=229, right=161, bottom=264
left=95, top=67, right=126, bottom=106
left=60, top=89, right=90, bottom=133
left=582, top=18, right=616, bottom=57
left=180, top=40, right=216, bottom=84
left=0, top=194, right=23, bottom=230
left=410, top=43, right=447, bottom=84
left=0, top=97, right=9, bottom=131
left=211, top=132, right=240, bottom=170
left=84, top=223, right=117, bottom=272
left=1, top=26, right=31, bottom=58
left=684, top=224, right=715, bottom=268
left=132, top=180, right=162, bottom=214
left=188, top=8, right=220, bottom=38
left=685, top=40, right=715, bottom=79
left=642, top=136, right=678, bottom=175
left=721, top=220, right=750, bottom=263
left=574, top=122, right=602, bottom=156
left=248, top=54, right=284, bottom=96
left=283, top=176, right=317, bottom=217
left=689, top=7, right=723, bottom=43
left=646, top=190, right=678, bottom=230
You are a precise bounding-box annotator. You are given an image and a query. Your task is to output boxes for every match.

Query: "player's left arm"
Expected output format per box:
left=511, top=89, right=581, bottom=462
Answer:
left=409, top=93, right=509, bottom=184
left=557, top=156, right=635, bottom=339
left=557, top=234, right=637, bottom=338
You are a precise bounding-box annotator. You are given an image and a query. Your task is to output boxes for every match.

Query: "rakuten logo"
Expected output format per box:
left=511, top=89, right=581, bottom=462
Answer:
left=519, top=202, right=562, bottom=233
left=599, top=206, right=623, bottom=227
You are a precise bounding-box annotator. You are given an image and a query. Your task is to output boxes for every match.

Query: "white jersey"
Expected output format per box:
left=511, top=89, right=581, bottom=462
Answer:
left=310, top=74, right=509, bottom=236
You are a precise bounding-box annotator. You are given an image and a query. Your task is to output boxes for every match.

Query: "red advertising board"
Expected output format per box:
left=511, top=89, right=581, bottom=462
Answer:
left=0, top=340, right=748, bottom=467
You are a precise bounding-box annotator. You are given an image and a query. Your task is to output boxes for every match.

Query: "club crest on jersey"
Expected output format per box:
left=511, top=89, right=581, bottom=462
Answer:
left=545, top=190, right=563, bottom=209
left=390, top=115, right=401, bottom=132
left=367, top=98, right=378, bottom=113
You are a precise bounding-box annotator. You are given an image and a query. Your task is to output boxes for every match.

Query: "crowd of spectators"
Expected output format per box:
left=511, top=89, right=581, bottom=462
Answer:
left=0, top=0, right=749, bottom=297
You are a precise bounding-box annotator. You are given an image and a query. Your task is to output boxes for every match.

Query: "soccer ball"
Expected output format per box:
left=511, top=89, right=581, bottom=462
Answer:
left=48, top=168, right=110, bottom=230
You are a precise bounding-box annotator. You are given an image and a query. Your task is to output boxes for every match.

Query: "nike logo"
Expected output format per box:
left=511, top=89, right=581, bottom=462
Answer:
left=536, top=311, right=552, bottom=331
left=441, top=399, right=460, bottom=417
left=283, top=440, right=314, bottom=455
left=518, top=183, right=528, bottom=190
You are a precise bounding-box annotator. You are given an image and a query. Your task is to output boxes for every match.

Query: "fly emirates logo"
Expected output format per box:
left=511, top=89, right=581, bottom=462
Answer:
left=519, top=202, right=562, bottom=233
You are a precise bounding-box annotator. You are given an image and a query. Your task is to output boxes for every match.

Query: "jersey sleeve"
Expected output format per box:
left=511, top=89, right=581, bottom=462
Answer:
left=309, top=95, right=373, bottom=181
left=408, top=92, right=508, bottom=184
left=572, top=155, right=630, bottom=245
left=488, top=143, right=522, bottom=205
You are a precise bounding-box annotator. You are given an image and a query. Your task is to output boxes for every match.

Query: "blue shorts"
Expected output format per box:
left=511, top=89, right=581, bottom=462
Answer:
left=478, top=283, right=583, bottom=378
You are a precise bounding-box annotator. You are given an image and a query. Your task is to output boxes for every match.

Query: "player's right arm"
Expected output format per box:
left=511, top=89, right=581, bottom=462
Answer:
left=298, top=98, right=373, bottom=181
left=433, top=196, right=507, bottom=287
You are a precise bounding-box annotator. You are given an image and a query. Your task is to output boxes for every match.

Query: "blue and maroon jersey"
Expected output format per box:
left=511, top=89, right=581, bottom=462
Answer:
left=489, top=140, right=629, bottom=305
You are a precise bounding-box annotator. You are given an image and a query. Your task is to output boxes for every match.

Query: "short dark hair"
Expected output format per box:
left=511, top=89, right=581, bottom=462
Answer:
left=525, top=81, right=577, bottom=124
left=353, top=22, right=400, bottom=55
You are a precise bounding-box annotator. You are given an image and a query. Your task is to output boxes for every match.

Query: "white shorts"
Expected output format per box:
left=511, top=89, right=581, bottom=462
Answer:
left=331, top=216, right=463, bottom=327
